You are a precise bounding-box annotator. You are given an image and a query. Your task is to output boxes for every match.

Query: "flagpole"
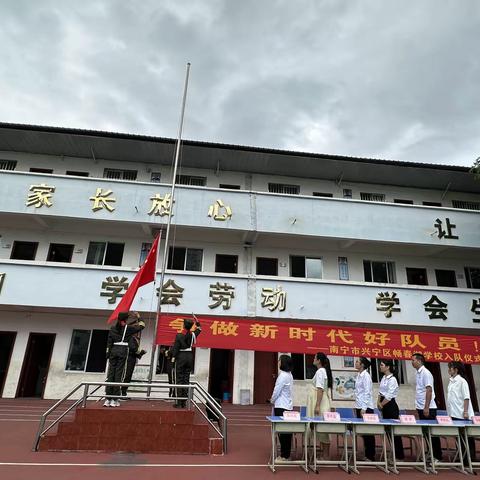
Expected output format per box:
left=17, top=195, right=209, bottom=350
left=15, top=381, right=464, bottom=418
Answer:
left=148, top=62, right=191, bottom=385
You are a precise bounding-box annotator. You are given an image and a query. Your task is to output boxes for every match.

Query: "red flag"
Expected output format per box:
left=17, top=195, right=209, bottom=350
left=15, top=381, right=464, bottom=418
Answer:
left=107, top=235, right=160, bottom=324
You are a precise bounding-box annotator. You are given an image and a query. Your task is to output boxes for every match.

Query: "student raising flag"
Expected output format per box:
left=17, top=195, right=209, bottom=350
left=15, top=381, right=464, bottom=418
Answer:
left=107, top=235, right=159, bottom=324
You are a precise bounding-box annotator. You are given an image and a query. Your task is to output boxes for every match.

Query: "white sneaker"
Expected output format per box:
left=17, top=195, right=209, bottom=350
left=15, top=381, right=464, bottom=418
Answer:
left=114, top=400, right=121, bottom=407
left=109, top=400, right=117, bottom=407
left=103, top=400, right=110, bottom=407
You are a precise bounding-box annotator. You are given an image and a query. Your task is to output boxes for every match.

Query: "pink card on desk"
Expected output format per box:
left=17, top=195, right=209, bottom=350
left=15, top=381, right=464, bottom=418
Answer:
left=323, top=411, right=341, bottom=422
left=400, top=415, right=417, bottom=424
left=362, top=413, right=380, bottom=423
left=472, top=416, right=480, bottom=425
left=436, top=415, right=453, bottom=425
left=282, top=411, right=300, bottom=421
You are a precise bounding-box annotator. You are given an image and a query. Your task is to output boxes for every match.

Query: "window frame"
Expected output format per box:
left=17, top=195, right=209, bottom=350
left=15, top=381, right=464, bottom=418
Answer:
left=46, top=243, right=75, bottom=263
left=65, top=329, right=109, bottom=373
left=103, top=168, right=138, bottom=181
left=268, top=183, right=300, bottom=195
left=465, top=266, right=480, bottom=289
left=290, top=255, right=323, bottom=279
left=168, top=246, right=203, bottom=272
left=0, top=159, right=17, bottom=170
left=363, top=260, right=396, bottom=283
left=10, top=241, right=39, bottom=261
left=291, top=353, right=316, bottom=380
left=256, top=257, right=279, bottom=276
left=176, top=175, right=207, bottom=186
left=86, top=241, right=125, bottom=266
left=360, top=192, right=385, bottom=202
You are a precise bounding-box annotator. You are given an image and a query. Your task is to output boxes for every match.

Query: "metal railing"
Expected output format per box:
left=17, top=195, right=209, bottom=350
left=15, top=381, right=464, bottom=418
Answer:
left=32, top=381, right=227, bottom=453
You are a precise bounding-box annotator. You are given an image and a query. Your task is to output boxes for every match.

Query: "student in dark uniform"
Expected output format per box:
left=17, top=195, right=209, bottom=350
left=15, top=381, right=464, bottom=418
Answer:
left=171, top=318, right=201, bottom=408
left=157, top=346, right=174, bottom=397
left=121, top=331, right=146, bottom=398
left=105, top=311, right=145, bottom=407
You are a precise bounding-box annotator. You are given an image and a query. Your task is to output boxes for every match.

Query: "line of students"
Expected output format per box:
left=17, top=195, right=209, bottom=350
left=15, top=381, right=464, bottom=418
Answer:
left=271, top=351, right=478, bottom=462
left=355, top=353, right=477, bottom=463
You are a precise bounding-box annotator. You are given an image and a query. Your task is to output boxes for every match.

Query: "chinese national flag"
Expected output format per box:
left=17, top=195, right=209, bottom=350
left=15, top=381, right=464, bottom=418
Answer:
left=107, top=235, right=159, bottom=324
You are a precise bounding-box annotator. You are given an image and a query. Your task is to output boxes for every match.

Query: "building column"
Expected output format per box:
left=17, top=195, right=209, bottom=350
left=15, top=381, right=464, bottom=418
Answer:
left=232, top=350, right=254, bottom=405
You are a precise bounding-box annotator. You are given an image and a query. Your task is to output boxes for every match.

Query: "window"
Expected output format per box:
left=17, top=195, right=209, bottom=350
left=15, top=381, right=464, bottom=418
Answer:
left=150, top=172, right=162, bottom=183
left=422, top=201, right=442, bottom=207
left=176, top=175, right=206, bottom=186
left=10, top=241, right=38, bottom=260
left=371, top=359, right=405, bottom=384
left=363, top=260, right=396, bottom=283
left=86, top=242, right=124, bottom=266
left=406, top=267, right=428, bottom=286
left=394, top=199, right=413, bottom=205
left=219, top=184, right=241, bottom=190
left=65, top=329, right=109, bottom=372
left=452, top=200, right=480, bottom=211
left=168, top=247, right=203, bottom=271
left=313, top=192, right=333, bottom=198
left=256, top=257, right=278, bottom=276
left=465, top=267, right=480, bottom=289
left=290, top=256, right=323, bottom=279
left=103, top=168, right=137, bottom=181
left=66, top=170, right=89, bottom=177
left=0, top=160, right=16, bottom=170
left=343, top=189, right=352, bottom=199
left=268, top=183, right=299, bottom=195
left=435, top=269, right=457, bottom=287
left=291, top=353, right=316, bottom=380
left=360, top=192, right=385, bottom=202
left=215, top=254, right=238, bottom=273
left=30, top=167, right=53, bottom=174
left=139, top=242, right=152, bottom=266
left=47, top=243, right=74, bottom=263
left=338, top=257, right=349, bottom=280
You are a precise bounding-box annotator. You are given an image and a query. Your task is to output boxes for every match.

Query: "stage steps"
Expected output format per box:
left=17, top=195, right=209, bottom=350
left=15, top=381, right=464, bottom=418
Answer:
left=38, top=400, right=223, bottom=455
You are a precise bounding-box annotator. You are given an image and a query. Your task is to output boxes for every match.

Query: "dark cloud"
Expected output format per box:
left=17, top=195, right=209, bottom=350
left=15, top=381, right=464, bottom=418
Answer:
left=0, top=0, right=479, bottom=166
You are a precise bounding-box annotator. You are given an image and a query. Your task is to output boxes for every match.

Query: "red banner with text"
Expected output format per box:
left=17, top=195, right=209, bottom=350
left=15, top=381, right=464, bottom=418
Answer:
left=156, top=314, right=480, bottom=364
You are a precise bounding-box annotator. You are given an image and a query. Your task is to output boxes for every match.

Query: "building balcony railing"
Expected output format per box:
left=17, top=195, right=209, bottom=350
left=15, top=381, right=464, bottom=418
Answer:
left=0, top=170, right=479, bottom=249
left=0, top=260, right=479, bottom=331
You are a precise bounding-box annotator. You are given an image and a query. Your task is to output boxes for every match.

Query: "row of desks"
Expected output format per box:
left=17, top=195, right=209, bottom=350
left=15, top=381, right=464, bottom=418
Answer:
left=267, top=416, right=480, bottom=474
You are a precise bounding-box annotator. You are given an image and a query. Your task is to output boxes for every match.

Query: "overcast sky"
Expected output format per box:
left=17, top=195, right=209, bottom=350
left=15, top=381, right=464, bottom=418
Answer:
left=1, top=1, right=480, bottom=166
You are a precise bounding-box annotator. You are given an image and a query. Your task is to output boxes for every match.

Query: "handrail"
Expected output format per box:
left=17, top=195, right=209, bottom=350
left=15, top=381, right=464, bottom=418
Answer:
left=33, top=380, right=227, bottom=453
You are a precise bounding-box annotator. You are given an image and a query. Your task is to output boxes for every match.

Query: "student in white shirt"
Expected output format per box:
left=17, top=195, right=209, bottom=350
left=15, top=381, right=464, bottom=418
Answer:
left=270, top=354, right=294, bottom=461
left=306, top=352, right=333, bottom=458
left=447, top=361, right=476, bottom=462
left=354, top=357, right=375, bottom=461
left=377, top=359, right=404, bottom=460
left=411, top=353, right=442, bottom=461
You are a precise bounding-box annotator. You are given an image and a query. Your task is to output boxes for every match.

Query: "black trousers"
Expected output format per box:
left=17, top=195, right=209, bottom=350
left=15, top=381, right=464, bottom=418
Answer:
left=121, top=355, right=137, bottom=396
left=381, top=398, right=404, bottom=459
left=175, top=351, right=193, bottom=406
left=417, top=408, right=442, bottom=460
left=274, top=407, right=292, bottom=459
left=167, top=367, right=174, bottom=397
left=452, top=417, right=476, bottom=463
left=106, top=354, right=128, bottom=399
left=356, top=408, right=376, bottom=460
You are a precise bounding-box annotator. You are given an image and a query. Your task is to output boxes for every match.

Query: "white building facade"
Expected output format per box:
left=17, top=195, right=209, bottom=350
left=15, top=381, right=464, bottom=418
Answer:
left=0, top=123, right=479, bottom=410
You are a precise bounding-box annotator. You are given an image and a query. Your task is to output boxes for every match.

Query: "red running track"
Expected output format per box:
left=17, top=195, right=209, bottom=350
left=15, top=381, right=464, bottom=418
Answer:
left=0, top=398, right=473, bottom=480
